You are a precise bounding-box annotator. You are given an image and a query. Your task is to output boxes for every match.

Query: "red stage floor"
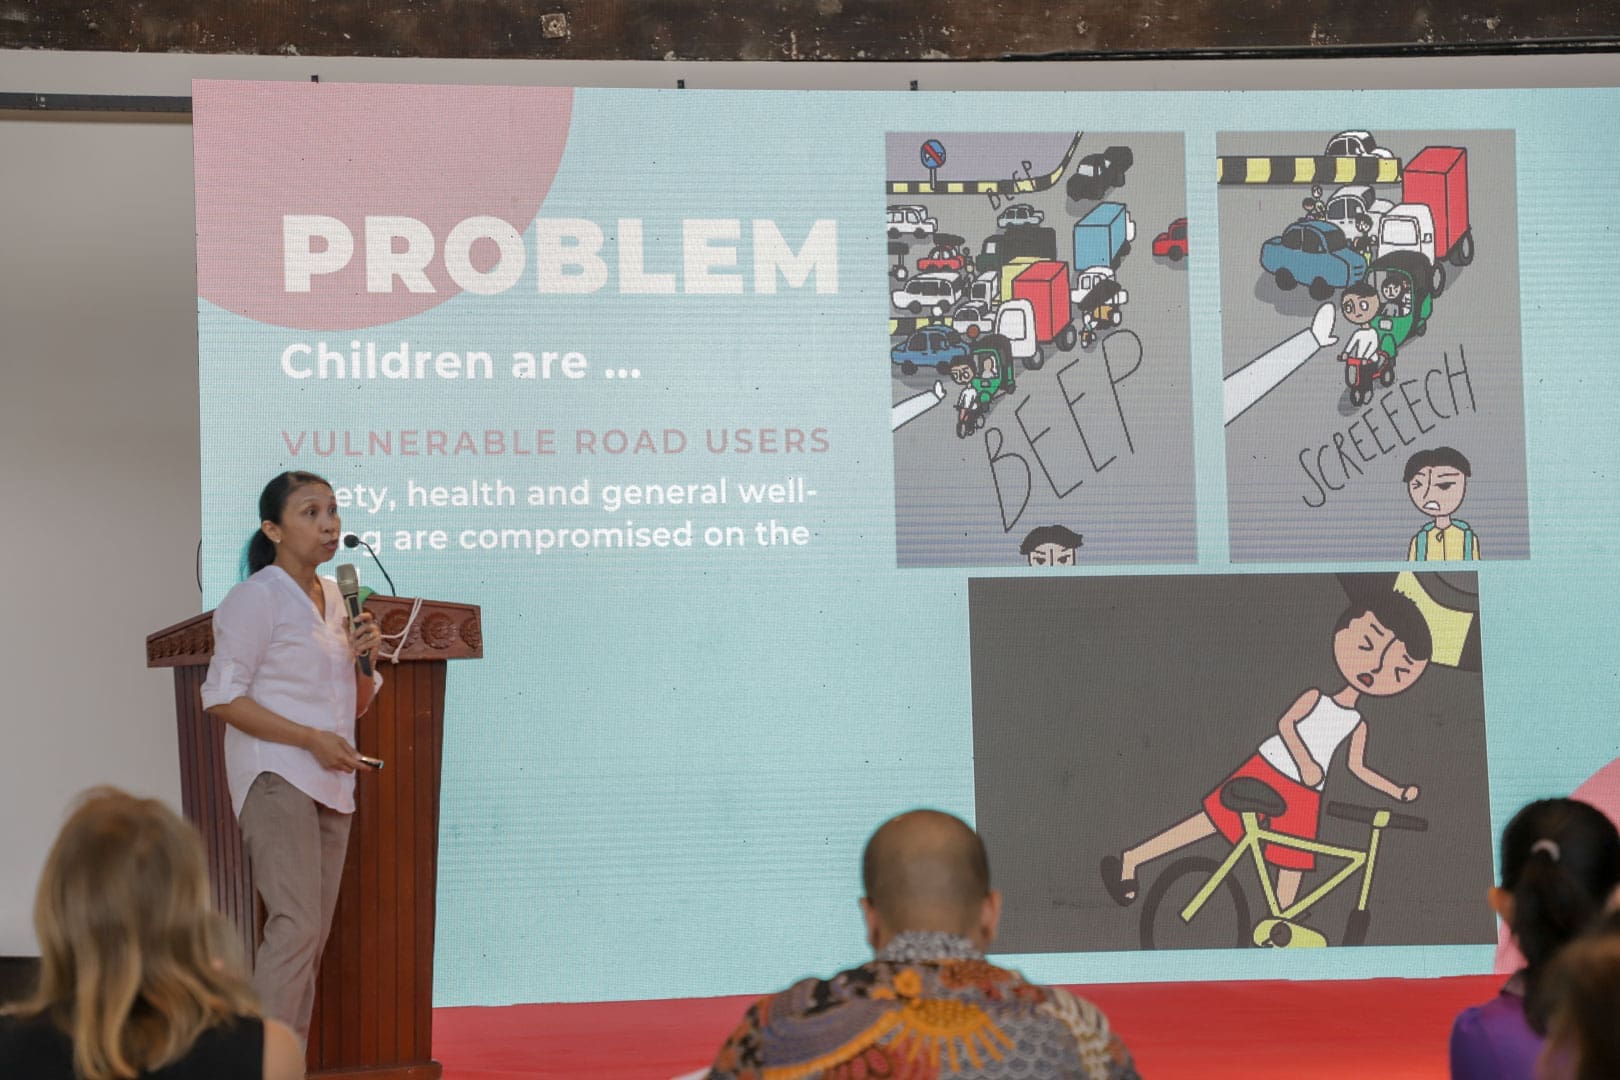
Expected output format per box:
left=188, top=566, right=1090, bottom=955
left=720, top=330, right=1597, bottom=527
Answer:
left=434, top=974, right=1502, bottom=1078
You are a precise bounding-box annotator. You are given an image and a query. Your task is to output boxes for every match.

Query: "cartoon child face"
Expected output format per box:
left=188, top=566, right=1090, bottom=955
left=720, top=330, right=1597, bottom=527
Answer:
left=1409, top=465, right=1467, bottom=519
left=1332, top=610, right=1428, bottom=697
left=1026, top=543, right=1077, bottom=567
left=1341, top=292, right=1379, bottom=326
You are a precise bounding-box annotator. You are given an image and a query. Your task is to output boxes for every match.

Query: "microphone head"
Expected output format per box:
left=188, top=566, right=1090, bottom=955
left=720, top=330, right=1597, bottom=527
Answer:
left=343, top=533, right=362, bottom=548
left=335, top=563, right=360, bottom=596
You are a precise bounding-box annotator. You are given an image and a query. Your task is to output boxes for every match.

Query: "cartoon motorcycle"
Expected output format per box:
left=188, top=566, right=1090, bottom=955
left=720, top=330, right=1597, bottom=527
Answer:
left=1075, top=278, right=1128, bottom=349
left=1343, top=254, right=1434, bottom=407
left=949, top=336, right=1017, bottom=439
left=1341, top=347, right=1396, bottom=407
left=955, top=387, right=984, bottom=438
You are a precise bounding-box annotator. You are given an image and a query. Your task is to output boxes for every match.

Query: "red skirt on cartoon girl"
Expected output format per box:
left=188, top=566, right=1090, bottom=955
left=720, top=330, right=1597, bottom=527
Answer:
left=1202, top=753, right=1322, bottom=871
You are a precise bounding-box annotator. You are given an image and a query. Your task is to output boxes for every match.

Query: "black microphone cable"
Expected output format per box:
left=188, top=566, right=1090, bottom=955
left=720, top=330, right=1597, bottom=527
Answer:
left=343, top=533, right=399, bottom=595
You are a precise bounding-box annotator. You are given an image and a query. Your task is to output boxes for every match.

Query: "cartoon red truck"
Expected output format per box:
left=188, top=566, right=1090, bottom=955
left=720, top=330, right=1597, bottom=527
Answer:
left=1378, top=146, right=1473, bottom=298
left=1009, top=259, right=1078, bottom=352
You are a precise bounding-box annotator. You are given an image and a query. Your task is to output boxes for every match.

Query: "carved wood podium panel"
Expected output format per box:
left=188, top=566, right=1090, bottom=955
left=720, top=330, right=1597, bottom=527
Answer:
left=148, top=595, right=481, bottom=1080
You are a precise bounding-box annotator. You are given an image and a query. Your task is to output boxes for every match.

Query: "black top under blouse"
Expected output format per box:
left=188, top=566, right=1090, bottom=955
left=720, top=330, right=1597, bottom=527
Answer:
left=0, top=1012, right=263, bottom=1079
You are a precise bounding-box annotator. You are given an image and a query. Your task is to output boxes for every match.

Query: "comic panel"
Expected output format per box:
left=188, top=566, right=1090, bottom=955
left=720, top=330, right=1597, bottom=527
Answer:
left=887, top=133, right=1195, bottom=569
left=1218, top=130, right=1529, bottom=563
left=971, top=571, right=1494, bottom=953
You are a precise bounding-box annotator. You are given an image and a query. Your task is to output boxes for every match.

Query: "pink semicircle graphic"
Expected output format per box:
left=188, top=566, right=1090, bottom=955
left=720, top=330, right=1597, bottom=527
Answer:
left=1494, top=755, right=1620, bottom=973
left=194, top=81, right=574, bottom=332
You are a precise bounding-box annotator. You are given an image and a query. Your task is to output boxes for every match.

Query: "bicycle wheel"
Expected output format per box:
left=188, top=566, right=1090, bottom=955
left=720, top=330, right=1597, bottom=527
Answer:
left=1140, top=856, right=1251, bottom=950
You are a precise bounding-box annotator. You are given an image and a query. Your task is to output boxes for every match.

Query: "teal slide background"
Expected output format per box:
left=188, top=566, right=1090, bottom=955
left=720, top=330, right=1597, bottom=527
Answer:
left=198, top=85, right=1618, bottom=1004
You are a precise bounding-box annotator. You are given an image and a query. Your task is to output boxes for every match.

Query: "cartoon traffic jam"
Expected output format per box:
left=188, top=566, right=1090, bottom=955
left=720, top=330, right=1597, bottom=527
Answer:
left=1243, top=135, right=1474, bottom=408
left=889, top=143, right=1176, bottom=439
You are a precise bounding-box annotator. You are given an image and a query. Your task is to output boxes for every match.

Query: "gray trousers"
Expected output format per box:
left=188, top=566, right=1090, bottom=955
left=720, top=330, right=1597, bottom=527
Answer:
left=238, top=771, right=352, bottom=1044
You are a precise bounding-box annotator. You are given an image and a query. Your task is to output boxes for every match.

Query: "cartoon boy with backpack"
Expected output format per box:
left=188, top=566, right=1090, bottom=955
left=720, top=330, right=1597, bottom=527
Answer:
left=1405, top=447, right=1480, bottom=561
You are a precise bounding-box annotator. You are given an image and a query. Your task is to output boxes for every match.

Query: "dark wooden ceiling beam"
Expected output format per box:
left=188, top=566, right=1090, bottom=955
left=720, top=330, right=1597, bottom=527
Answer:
left=4, top=0, right=1619, bottom=61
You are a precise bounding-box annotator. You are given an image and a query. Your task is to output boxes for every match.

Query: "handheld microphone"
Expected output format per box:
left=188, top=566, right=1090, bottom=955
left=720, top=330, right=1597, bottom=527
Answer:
left=343, top=533, right=398, bottom=595
left=334, top=563, right=373, bottom=678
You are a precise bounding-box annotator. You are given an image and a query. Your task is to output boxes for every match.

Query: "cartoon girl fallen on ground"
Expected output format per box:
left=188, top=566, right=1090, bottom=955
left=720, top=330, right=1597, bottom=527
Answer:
left=1101, top=590, right=1432, bottom=912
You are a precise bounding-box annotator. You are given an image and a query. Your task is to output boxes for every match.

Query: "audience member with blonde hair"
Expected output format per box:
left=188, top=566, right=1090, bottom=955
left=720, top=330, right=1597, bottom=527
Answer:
left=0, top=788, right=303, bottom=1079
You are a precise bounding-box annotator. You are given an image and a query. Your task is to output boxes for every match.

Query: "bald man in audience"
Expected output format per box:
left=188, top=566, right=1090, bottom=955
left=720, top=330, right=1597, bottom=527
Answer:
left=707, top=810, right=1140, bottom=1079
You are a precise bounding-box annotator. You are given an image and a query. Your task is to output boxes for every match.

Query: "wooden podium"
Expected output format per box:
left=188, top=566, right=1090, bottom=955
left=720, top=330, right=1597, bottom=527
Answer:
left=147, top=594, right=481, bottom=1080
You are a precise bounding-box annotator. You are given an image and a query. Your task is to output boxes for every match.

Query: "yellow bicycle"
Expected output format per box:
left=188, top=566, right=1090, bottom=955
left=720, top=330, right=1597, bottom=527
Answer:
left=1140, top=776, right=1427, bottom=949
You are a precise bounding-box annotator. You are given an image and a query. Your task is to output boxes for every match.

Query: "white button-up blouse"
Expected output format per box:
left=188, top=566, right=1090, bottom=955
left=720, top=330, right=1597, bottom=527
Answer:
left=200, top=565, right=383, bottom=816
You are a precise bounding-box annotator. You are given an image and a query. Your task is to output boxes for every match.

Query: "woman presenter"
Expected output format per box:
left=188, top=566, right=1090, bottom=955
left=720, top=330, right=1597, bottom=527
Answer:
left=201, top=470, right=383, bottom=1044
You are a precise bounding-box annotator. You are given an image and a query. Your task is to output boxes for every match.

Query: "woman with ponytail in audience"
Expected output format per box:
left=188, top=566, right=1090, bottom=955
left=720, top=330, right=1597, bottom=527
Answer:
left=0, top=788, right=303, bottom=1079
left=1449, top=798, right=1620, bottom=1079
left=199, top=471, right=383, bottom=1045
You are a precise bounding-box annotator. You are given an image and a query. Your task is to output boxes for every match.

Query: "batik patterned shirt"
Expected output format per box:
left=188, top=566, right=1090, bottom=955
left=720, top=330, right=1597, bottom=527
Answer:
left=708, top=931, right=1140, bottom=1080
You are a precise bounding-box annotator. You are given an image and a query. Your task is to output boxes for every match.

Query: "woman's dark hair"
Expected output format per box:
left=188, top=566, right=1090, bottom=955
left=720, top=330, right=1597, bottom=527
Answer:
left=1500, top=798, right=1620, bottom=1033
left=244, top=471, right=332, bottom=576
left=1540, top=910, right=1620, bottom=1080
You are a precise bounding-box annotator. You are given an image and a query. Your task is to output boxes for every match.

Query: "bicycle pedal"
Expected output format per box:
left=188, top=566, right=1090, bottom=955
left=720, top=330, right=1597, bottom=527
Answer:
left=1254, top=918, right=1328, bottom=949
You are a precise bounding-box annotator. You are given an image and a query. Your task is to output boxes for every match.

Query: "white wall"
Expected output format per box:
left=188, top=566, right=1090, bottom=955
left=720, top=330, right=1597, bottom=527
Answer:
left=2, top=47, right=1615, bottom=956
left=0, top=113, right=200, bottom=953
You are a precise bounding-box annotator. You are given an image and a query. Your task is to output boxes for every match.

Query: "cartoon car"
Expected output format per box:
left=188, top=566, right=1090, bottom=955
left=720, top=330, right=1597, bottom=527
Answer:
left=1325, top=131, right=1395, bottom=159
left=949, top=299, right=996, bottom=337
left=965, top=269, right=1000, bottom=307
left=890, top=323, right=970, bottom=376
left=996, top=203, right=1045, bottom=229
left=1069, top=156, right=1110, bottom=200
left=1152, top=218, right=1188, bottom=260
left=1343, top=251, right=1435, bottom=405
left=1323, top=185, right=1394, bottom=239
left=1067, top=146, right=1133, bottom=201
left=1259, top=219, right=1369, bottom=301
left=1071, top=265, right=1123, bottom=306
left=1101, top=146, right=1134, bottom=183
left=887, top=204, right=937, bottom=240
left=916, top=237, right=968, bottom=276
left=979, top=224, right=1057, bottom=275
left=890, top=272, right=962, bottom=316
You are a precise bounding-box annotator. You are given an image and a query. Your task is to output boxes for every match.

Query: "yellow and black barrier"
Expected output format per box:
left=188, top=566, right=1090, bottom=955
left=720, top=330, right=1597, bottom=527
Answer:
left=888, top=132, right=1083, bottom=196
left=1217, top=155, right=1402, bottom=186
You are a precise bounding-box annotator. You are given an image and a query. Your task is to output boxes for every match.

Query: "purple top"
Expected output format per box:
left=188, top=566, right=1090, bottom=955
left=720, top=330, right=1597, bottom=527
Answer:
left=1449, top=977, right=1542, bottom=1080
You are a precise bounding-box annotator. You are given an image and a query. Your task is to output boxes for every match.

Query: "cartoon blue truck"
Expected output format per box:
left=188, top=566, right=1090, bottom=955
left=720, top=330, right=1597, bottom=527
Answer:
left=1073, top=202, right=1137, bottom=271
